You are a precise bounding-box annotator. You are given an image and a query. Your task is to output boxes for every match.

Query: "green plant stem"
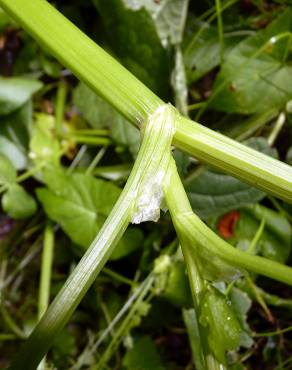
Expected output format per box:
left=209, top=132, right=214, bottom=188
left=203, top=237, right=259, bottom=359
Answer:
left=254, top=325, right=292, bottom=337
left=95, top=275, right=154, bottom=369
left=182, top=245, right=221, bottom=370
left=86, top=147, right=106, bottom=175
left=215, top=0, right=224, bottom=64
left=70, top=135, right=111, bottom=146
left=164, top=159, right=292, bottom=286
left=246, top=217, right=265, bottom=254
left=0, top=305, right=26, bottom=339
left=268, top=112, right=286, bottom=146
left=175, top=117, right=292, bottom=203
left=0, top=333, right=17, bottom=341
left=166, top=167, right=227, bottom=370
left=38, top=223, right=55, bottom=320
left=69, top=129, right=109, bottom=136
left=1, top=0, right=291, bottom=203
left=0, top=163, right=45, bottom=195
left=55, top=81, right=67, bottom=137
left=8, top=104, right=176, bottom=370
left=245, top=275, right=273, bottom=322
left=102, top=267, right=137, bottom=288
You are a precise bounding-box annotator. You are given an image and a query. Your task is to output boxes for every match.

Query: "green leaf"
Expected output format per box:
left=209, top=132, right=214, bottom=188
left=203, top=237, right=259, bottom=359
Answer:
left=228, top=287, right=253, bottom=349
left=210, top=10, right=292, bottom=114
left=0, top=136, right=27, bottom=170
left=29, top=113, right=62, bottom=165
left=0, top=76, right=42, bottom=115
left=37, top=170, right=143, bottom=258
left=185, top=138, right=277, bottom=219
left=141, top=0, right=189, bottom=46
left=199, top=286, right=241, bottom=364
left=171, top=47, right=188, bottom=115
left=37, top=172, right=119, bottom=247
left=123, top=336, right=165, bottom=370
left=110, top=227, right=143, bottom=260
left=93, top=0, right=171, bottom=97
left=2, top=184, right=37, bottom=219
left=183, top=20, right=242, bottom=83
left=73, top=82, right=118, bottom=129
left=161, top=260, right=192, bottom=307
left=52, top=329, right=76, bottom=369
left=0, top=153, right=17, bottom=185
left=110, top=117, right=140, bottom=156
left=73, top=82, right=140, bottom=155
left=0, top=101, right=33, bottom=170
left=234, top=204, right=292, bottom=263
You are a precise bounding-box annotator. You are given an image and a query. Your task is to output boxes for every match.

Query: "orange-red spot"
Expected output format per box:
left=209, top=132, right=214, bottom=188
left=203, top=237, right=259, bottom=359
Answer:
left=217, top=211, right=240, bottom=239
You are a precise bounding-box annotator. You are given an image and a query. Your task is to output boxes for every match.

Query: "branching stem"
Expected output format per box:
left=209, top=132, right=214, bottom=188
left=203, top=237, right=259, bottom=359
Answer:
left=0, top=0, right=291, bottom=203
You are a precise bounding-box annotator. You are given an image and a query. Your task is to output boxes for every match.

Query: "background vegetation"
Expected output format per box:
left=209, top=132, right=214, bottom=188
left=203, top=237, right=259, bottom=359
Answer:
left=0, top=0, right=292, bottom=369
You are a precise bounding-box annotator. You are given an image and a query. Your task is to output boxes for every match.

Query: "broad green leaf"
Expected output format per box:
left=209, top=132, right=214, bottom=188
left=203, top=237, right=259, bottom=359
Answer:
left=210, top=9, right=292, bottom=114
left=73, top=82, right=119, bottom=129
left=0, top=101, right=32, bottom=169
left=110, top=117, right=140, bottom=156
left=184, top=20, right=242, bottom=83
left=199, top=286, right=241, bottom=364
left=0, top=153, right=17, bottom=185
left=229, top=287, right=253, bottom=349
left=233, top=204, right=291, bottom=263
left=29, top=113, right=62, bottom=165
left=93, top=0, right=171, bottom=97
left=0, top=136, right=27, bottom=170
left=0, top=76, right=42, bottom=115
left=39, top=53, right=61, bottom=78
left=123, top=336, right=165, bottom=370
left=186, top=138, right=277, bottom=219
left=161, top=260, right=192, bottom=307
left=2, top=184, right=37, bottom=219
left=132, top=0, right=189, bottom=46
left=110, top=227, right=143, bottom=260
left=52, top=329, right=76, bottom=369
left=37, top=171, right=143, bottom=258
left=73, top=83, right=140, bottom=155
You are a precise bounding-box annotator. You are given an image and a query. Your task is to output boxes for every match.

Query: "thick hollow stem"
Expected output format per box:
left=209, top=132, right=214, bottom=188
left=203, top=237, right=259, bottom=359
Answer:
left=0, top=0, right=291, bottom=203
left=8, top=104, right=176, bottom=370
left=164, top=159, right=292, bottom=286
left=174, top=118, right=292, bottom=203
